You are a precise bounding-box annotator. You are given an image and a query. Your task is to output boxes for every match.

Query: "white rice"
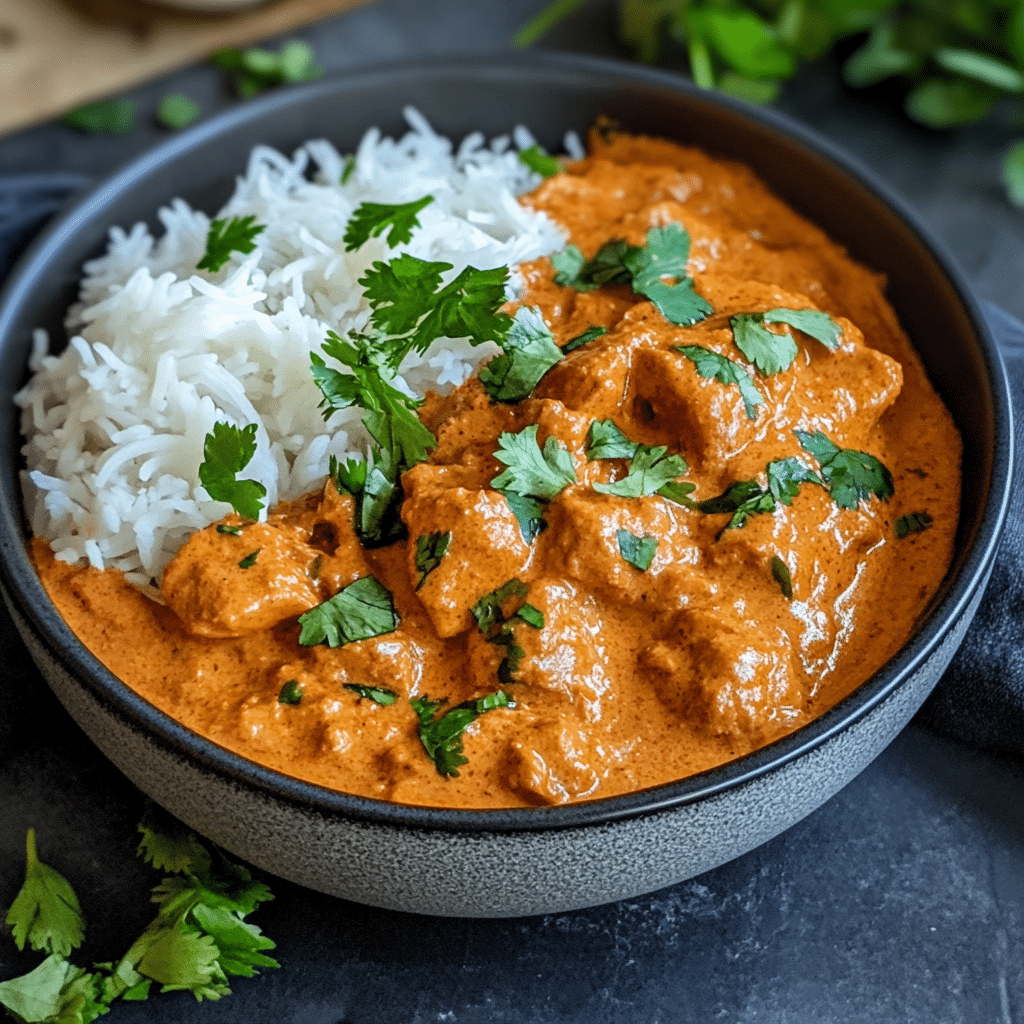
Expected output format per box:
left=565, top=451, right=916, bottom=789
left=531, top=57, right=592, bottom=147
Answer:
left=17, top=110, right=574, bottom=587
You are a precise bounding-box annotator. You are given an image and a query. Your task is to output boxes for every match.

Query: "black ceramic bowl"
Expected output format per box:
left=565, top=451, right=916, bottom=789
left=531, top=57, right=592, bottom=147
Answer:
left=0, top=54, right=1012, bottom=917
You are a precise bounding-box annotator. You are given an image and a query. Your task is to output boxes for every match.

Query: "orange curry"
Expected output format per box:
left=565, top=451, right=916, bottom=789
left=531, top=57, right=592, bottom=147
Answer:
left=35, top=132, right=961, bottom=808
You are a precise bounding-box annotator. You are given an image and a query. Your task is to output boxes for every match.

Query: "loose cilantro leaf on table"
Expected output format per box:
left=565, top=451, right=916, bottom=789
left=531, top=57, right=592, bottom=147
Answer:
left=197, top=215, right=265, bottom=273
left=617, top=529, right=658, bottom=571
left=895, top=512, right=934, bottom=539
left=157, top=94, right=201, bottom=130
left=62, top=99, right=135, bottom=134
left=414, top=531, right=451, bottom=589
left=563, top=325, right=607, bottom=353
left=771, top=555, right=794, bottom=599
left=479, top=306, right=563, bottom=402
left=491, top=424, right=577, bottom=500
left=593, top=444, right=691, bottom=500
left=795, top=430, right=894, bottom=510
left=676, top=345, right=765, bottom=419
left=5, top=829, right=85, bottom=958
left=198, top=422, right=267, bottom=520
left=518, top=143, right=561, bottom=178
left=0, top=953, right=106, bottom=1024
left=298, top=575, right=400, bottom=648
left=343, top=195, right=434, bottom=251
left=212, top=40, right=322, bottom=97
left=277, top=680, right=303, bottom=705
left=553, top=224, right=713, bottom=326
left=344, top=684, right=398, bottom=705
left=411, top=691, right=515, bottom=778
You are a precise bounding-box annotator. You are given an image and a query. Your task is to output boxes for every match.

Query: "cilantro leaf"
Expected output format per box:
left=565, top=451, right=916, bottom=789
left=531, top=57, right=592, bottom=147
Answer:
left=553, top=225, right=713, bottom=326
left=277, top=680, right=303, bottom=705
left=0, top=953, right=106, bottom=1024
left=414, top=531, right=451, bottom=589
left=341, top=155, right=356, bottom=185
left=5, top=829, right=85, bottom=958
left=764, top=308, right=842, bottom=351
left=676, top=344, right=765, bottom=419
left=343, top=195, right=434, bottom=251
left=563, top=325, right=607, bottom=353
left=360, top=255, right=512, bottom=363
left=213, top=40, right=321, bottom=97
left=197, top=216, right=264, bottom=274
left=237, top=549, right=259, bottom=569
left=343, top=683, right=398, bottom=705
left=795, top=430, right=894, bottom=510
left=216, top=523, right=242, bottom=536
left=330, top=455, right=368, bottom=499
left=518, top=143, right=561, bottom=178
left=411, top=691, right=514, bottom=777
left=895, top=512, right=934, bottom=539
left=136, top=805, right=211, bottom=878
left=730, top=313, right=800, bottom=375
left=198, top=422, right=266, bottom=520
left=585, top=419, right=639, bottom=461
left=593, top=445, right=689, bottom=499
left=697, top=478, right=776, bottom=532
left=157, top=94, right=201, bottom=130
left=62, top=99, right=135, bottom=134
left=471, top=579, right=530, bottom=635
left=468, top=580, right=544, bottom=686
left=298, top=575, right=400, bottom=648
left=617, top=529, right=658, bottom=571
left=771, top=555, right=794, bottom=599
left=766, top=456, right=823, bottom=505
left=496, top=490, right=548, bottom=545
left=479, top=306, right=563, bottom=402
left=491, top=425, right=577, bottom=501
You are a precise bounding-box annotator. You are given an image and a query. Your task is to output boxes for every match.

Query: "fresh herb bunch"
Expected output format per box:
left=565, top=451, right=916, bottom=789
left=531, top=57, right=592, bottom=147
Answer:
left=516, top=0, right=1024, bottom=206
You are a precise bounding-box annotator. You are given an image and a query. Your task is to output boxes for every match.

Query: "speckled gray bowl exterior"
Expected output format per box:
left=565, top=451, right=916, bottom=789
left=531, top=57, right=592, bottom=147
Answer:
left=0, top=55, right=1013, bottom=918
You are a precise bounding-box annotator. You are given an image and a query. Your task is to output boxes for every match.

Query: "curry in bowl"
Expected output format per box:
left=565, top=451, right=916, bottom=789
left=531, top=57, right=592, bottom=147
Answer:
left=22, top=123, right=960, bottom=810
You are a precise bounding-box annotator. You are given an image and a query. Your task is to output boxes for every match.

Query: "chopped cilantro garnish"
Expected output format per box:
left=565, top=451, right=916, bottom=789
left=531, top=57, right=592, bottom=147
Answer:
left=471, top=579, right=529, bottom=635
left=479, top=306, right=563, bottom=402
left=764, top=308, right=842, bottom=351
left=593, top=445, right=690, bottom=499
left=62, top=98, right=135, bottom=134
left=518, top=143, right=561, bottom=178
left=766, top=456, right=823, bottom=505
left=491, top=424, right=577, bottom=501
left=297, top=576, right=400, bottom=648
left=585, top=419, right=639, bottom=461
left=771, top=555, right=794, bottom=599
left=343, top=195, right=434, bottom=251
left=676, top=344, right=765, bottom=419
left=411, top=691, right=515, bottom=778
left=5, top=829, right=85, bottom=958
left=563, top=325, right=607, bottom=353
left=617, top=529, right=658, bottom=571
left=730, top=313, right=800, bottom=375
left=498, top=490, right=548, bottom=546
left=697, top=478, right=776, bottom=531
left=197, top=215, right=265, bottom=273
left=216, top=523, right=243, bottom=536
left=341, top=155, right=356, bottom=185
left=414, top=531, right=451, bottom=589
left=795, top=430, right=895, bottom=510
left=343, top=683, right=398, bottom=705
left=895, top=511, right=933, bottom=538
left=553, top=224, right=714, bottom=326
left=238, top=549, right=260, bottom=569
left=471, top=580, right=542, bottom=685
left=198, top=422, right=267, bottom=520
left=277, top=680, right=303, bottom=705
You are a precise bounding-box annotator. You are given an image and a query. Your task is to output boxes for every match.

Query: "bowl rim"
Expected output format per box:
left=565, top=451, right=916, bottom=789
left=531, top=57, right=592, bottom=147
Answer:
left=0, top=51, right=1014, bottom=835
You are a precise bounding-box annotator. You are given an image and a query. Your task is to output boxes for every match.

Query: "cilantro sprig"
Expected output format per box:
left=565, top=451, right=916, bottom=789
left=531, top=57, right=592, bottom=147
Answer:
left=585, top=420, right=695, bottom=505
left=552, top=224, right=714, bottom=326
left=491, top=424, right=577, bottom=501
left=411, top=691, right=515, bottom=778
left=795, top=430, right=895, bottom=510
left=298, top=575, right=400, bottom=648
left=198, top=422, right=267, bottom=520
left=479, top=306, right=563, bottom=402
left=197, top=215, right=265, bottom=274
left=343, top=195, right=434, bottom=251
left=676, top=345, right=765, bottom=419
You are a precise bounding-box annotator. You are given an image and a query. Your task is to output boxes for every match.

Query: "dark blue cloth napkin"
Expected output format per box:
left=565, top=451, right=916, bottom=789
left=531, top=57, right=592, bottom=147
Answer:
left=2, top=175, right=1021, bottom=758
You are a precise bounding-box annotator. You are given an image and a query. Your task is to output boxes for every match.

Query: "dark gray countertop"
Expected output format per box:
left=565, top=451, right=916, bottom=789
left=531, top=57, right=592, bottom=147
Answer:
left=2, top=2, right=1023, bottom=1021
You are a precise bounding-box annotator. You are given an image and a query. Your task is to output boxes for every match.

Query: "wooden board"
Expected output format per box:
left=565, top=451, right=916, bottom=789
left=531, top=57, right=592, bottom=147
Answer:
left=0, top=0, right=372, bottom=137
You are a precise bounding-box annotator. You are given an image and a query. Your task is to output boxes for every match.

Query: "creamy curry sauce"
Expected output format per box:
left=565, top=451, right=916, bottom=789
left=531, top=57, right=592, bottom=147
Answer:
left=35, top=132, right=961, bottom=809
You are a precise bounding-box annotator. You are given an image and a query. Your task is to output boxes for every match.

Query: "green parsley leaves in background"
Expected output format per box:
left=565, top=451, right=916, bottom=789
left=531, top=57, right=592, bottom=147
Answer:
left=516, top=0, right=1024, bottom=208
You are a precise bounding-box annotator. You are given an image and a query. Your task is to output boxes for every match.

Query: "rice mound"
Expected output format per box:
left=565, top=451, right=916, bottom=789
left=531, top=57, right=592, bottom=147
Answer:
left=17, top=110, right=574, bottom=587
